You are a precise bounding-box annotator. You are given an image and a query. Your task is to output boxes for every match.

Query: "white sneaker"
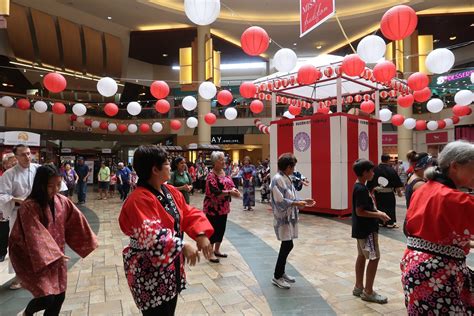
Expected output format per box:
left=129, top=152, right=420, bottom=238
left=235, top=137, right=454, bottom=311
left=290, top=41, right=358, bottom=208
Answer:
left=272, top=277, right=291, bottom=289
left=282, top=273, right=296, bottom=283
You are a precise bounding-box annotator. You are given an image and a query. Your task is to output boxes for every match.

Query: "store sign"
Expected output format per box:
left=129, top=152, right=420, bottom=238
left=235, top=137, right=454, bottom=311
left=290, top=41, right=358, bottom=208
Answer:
left=426, top=131, right=448, bottom=144
left=300, top=0, right=335, bottom=37
left=210, top=135, right=244, bottom=145
left=382, top=134, right=397, bottom=145
left=3, top=131, right=40, bottom=146
left=436, top=69, right=474, bottom=85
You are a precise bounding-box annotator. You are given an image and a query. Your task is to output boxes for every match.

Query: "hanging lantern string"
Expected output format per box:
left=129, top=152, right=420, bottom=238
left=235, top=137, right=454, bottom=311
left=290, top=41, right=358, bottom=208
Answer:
left=334, top=13, right=357, bottom=54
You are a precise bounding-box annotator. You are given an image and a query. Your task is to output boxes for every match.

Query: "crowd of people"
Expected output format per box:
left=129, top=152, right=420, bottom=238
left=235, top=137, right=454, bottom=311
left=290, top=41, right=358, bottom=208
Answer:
left=0, top=141, right=472, bottom=315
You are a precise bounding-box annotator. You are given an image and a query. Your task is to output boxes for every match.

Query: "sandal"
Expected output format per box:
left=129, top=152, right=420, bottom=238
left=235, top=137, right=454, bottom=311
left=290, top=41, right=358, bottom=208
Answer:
left=214, top=252, right=228, bottom=258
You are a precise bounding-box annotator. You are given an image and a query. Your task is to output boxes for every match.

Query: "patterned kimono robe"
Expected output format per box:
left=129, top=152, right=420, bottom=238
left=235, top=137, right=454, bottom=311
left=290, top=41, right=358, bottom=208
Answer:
left=119, top=184, right=213, bottom=311
left=9, top=194, right=98, bottom=297
left=270, top=171, right=300, bottom=241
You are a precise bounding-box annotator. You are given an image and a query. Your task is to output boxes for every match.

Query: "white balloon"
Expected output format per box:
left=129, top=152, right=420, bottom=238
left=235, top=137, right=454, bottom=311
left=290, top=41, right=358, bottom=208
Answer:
left=184, top=0, right=220, bottom=26
left=426, top=98, right=444, bottom=113
left=425, top=48, right=455, bottom=74
left=357, top=35, right=386, bottom=63
left=274, top=48, right=297, bottom=72
left=427, top=121, right=438, bottom=131
left=33, top=101, right=48, bottom=113
left=199, top=82, right=217, bottom=100
left=152, top=122, right=163, bottom=133
left=76, top=116, right=85, bottom=124
left=108, top=123, right=117, bottom=132
left=91, top=120, right=101, bottom=129
left=127, top=102, right=142, bottom=116
left=72, top=103, right=87, bottom=116
left=97, top=77, right=118, bottom=97
left=182, top=96, right=197, bottom=111
left=0, top=96, right=14, bottom=107
left=444, top=118, right=453, bottom=127
left=128, top=124, right=138, bottom=133
left=224, top=107, right=238, bottom=120
left=186, top=117, right=198, bottom=128
left=283, top=110, right=295, bottom=119
left=379, top=108, right=392, bottom=122
left=454, top=90, right=473, bottom=106
left=403, top=118, right=416, bottom=129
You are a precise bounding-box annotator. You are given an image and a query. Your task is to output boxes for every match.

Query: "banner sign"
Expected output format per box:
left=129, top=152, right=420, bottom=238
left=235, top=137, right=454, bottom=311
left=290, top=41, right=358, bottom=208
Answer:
left=300, top=0, right=335, bottom=37
left=3, top=131, right=40, bottom=146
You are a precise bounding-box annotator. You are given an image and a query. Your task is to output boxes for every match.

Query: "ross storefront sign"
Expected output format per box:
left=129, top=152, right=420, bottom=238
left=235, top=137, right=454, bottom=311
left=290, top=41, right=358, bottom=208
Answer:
left=300, top=0, right=335, bottom=37
left=426, top=131, right=448, bottom=144
left=210, top=135, right=244, bottom=145
left=382, top=134, right=397, bottom=145
left=3, top=131, right=40, bottom=146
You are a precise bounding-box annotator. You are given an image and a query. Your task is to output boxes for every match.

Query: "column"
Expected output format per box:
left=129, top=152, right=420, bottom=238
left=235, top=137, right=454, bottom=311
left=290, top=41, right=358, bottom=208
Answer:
left=197, top=25, right=211, bottom=144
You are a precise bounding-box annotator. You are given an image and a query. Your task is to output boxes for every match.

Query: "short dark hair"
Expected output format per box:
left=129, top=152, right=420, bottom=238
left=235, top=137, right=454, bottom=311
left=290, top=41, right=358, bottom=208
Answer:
left=353, top=159, right=375, bottom=176
left=381, top=154, right=390, bottom=162
left=13, top=144, right=28, bottom=155
left=133, top=145, right=168, bottom=183
left=277, top=153, right=297, bottom=172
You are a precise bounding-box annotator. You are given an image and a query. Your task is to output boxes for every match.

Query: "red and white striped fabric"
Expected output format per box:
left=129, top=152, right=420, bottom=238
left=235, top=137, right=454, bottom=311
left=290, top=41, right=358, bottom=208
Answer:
left=270, top=113, right=381, bottom=214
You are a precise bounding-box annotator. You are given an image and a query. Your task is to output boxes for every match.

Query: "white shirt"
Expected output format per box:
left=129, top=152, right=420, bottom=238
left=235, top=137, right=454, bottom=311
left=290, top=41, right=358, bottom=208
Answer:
left=0, top=163, right=40, bottom=218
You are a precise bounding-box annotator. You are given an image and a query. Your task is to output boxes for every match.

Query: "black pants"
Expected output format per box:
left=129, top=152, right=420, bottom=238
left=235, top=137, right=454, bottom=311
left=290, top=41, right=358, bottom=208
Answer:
left=0, top=220, right=9, bottom=258
left=25, top=292, right=65, bottom=316
left=374, top=191, right=396, bottom=225
left=206, top=214, right=227, bottom=244
left=274, top=240, right=294, bottom=279
left=142, top=295, right=178, bottom=316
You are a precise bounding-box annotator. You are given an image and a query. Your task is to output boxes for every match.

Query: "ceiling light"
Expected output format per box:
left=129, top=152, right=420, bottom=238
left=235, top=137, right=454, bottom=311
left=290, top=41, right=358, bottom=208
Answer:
left=162, top=53, right=168, bottom=57
left=449, top=36, right=457, bottom=40
left=316, top=45, right=322, bottom=49
left=107, top=16, right=112, bottom=20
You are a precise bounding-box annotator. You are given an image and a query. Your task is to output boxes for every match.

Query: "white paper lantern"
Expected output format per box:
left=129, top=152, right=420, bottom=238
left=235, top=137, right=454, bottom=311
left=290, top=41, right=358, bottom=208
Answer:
left=97, top=77, right=118, bottom=97
left=403, top=118, right=416, bottom=129
left=76, top=116, right=85, bottom=124
left=426, top=98, right=444, bottom=113
left=72, top=103, right=87, bottom=116
left=0, top=96, right=14, bottom=107
left=444, top=118, right=453, bottom=127
left=182, top=96, right=197, bottom=111
left=127, top=102, right=142, bottom=116
left=379, top=108, right=392, bottom=122
left=198, top=82, right=217, bottom=100
left=224, top=107, right=238, bottom=120
left=283, top=110, right=295, bottom=119
left=454, top=90, right=473, bottom=106
left=152, top=122, right=163, bottom=133
left=33, top=101, right=48, bottom=113
left=425, top=48, right=455, bottom=74
left=356, top=35, right=386, bottom=63
left=108, top=123, right=117, bottom=132
left=427, top=120, right=438, bottom=131
left=184, top=0, right=220, bottom=26
left=274, top=48, right=297, bottom=72
left=128, top=124, right=138, bottom=133
left=186, top=117, right=198, bottom=128
left=91, top=120, right=101, bottom=129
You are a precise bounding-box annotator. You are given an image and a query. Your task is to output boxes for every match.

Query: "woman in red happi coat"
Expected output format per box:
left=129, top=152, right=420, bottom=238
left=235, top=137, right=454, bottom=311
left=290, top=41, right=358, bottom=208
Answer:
left=119, top=145, right=214, bottom=316
left=402, top=141, right=474, bottom=315
left=9, top=164, right=98, bottom=316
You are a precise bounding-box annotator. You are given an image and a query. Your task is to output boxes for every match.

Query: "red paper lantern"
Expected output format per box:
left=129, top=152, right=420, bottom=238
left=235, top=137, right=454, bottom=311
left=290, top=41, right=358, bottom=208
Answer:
left=155, top=99, right=170, bottom=114
left=354, top=94, right=363, bottom=102
left=452, top=116, right=460, bottom=124
left=380, top=5, right=418, bottom=41
left=452, top=105, right=470, bottom=117
left=288, top=105, right=301, bottom=116
left=104, top=103, right=119, bottom=117
left=341, top=54, right=365, bottom=77
left=139, top=123, right=150, bottom=133
left=99, top=121, right=108, bottom=130
left=415, top=120, right=427, bottom=130
left=84, top=118, right=92, bottom=126
left=43, top=73, right=67, bottom=93
left=407, top=72, right=429, bottom=91
left=150, top=81, right=170, bottom=99
left=318, top=107, right=330, bottom=114
left=52, top=102, right=66, bottom=114
left=240, top=26, right=270, bottom=56
left=437, top=120, right=446, bottom=129
left=69, top=114, right=77, bottom=121
left=118, top=124, right=127, bottom=133
left=397, top=94, right=414, bottom=108
left=360, top=100, right=375, bottom=114
left=170, top=120, right=182, bottom=130
left=413, top=87, right=431, bottom=103
left=250, top=100, right=264, bottom=114
left=391, top=114, right=405, bottom=126
left=297, top=64, right=322, bottom=85
left=217, top=90, right=233, bottom=106
left=324, top=67, right=334, bottom=78
left=204, top=113, right=217, bottom=125
left=17, top=98, right=30, bottom=110
left=373, top=61, right=396, bottom=83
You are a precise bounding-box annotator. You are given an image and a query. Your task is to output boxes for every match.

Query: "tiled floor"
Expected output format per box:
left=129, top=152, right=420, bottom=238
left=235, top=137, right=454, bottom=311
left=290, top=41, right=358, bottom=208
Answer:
left=1, top=191, right=472, bottom=315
